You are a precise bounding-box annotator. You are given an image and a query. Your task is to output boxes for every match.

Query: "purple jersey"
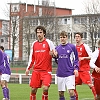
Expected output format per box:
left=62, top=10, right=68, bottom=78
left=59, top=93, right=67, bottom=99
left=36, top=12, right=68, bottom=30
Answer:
left=55, top=43, right=79, bottom=77
left=2, top=52, right=11, bottom=75
left=0, top=50, right=4, bottom=73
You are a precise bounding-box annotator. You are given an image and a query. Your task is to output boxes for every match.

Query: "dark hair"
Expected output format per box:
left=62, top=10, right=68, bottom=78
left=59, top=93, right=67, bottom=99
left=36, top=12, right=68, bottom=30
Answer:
left=75, top=32, right=83, bottom=38
left=35, top=26, right=46, bottom=36
left=60, top=31, right=68, bottom=37
left=0, top=46, right=4, bottom=50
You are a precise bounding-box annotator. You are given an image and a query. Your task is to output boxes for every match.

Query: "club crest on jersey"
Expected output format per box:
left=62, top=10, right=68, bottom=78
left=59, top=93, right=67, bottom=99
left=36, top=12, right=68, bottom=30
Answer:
left=67, top=50, right=70, bottom=53
left=43, top=44, right=46, bottom=48
left=80, top=48, right=82, bottom=51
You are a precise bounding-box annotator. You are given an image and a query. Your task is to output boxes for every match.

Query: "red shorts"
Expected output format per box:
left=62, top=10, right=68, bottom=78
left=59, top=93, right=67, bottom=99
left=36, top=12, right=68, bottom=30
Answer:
left=94, top=78, right=100, bottom=95
left=75, top=71, right=92, bottom=85
left=30, top=71, right=52, bottom=88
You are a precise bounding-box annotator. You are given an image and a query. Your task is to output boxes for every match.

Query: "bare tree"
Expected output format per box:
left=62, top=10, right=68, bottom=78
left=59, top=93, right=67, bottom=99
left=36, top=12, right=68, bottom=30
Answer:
left=82, top=0, right=100, bottom=51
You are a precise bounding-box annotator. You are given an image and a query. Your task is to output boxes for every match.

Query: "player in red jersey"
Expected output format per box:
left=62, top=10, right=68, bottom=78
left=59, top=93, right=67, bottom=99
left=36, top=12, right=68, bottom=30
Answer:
left=74, top=32, right=96, bottom=100
left=90, top=40, right=100, bottom=100
left=25, top=26, right=55, bottom=100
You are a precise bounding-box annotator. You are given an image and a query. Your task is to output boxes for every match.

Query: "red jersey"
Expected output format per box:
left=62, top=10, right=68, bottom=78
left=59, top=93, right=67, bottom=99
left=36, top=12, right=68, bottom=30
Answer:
left=76, top=43, right=92, bottom=71
left=27, top=38, right=55, bottom=72
left=92, top=48, right=100, bottom=78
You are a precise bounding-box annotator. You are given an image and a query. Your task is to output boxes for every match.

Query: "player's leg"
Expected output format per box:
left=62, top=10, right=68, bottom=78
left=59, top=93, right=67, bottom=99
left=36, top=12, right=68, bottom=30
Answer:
left=57, top=77, right=66, bottom=100
left=93, top=78, right=100, bottom=100
left=30, top=88, right=37, bottom=100
left=30, top=71, right=41, bottom=100
left=67, top=75, right=76, bottom=100
left=81, top=71, right=96, bottom=100
left=41, top=72, right=52, bottom=100
left=1, top=74, right=10, bottom=100
left=75, top=72, right=82, bottom=100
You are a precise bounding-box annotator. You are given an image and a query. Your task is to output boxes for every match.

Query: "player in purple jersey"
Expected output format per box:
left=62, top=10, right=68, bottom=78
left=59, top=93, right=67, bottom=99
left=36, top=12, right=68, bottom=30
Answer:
left=0, top=46, right=11, bottom=100
left=54, top=31, right=79, bottom=100
left=0, top=49, right=4, bottom=84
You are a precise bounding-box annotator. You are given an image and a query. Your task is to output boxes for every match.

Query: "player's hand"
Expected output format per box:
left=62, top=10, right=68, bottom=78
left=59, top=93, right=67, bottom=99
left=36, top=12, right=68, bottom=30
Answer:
left=74, top=70, right=78, bottom=77
left=79, top=57, right=85, bottom=61
left=49, top=50, right=58, bottom=57
left=94, top=66, right=100, bottom=73
left=25, top=69, right=29, bottom=76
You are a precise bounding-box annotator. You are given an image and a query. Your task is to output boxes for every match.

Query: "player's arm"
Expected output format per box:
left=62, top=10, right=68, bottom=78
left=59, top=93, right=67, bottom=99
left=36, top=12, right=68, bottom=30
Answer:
left=25, top=44, right=35, bottom=76
left=81, top=44, right=92, bottom=60
left=73, top=45, right=79, bottom=77
left=90, top=49, right=100, bottom=73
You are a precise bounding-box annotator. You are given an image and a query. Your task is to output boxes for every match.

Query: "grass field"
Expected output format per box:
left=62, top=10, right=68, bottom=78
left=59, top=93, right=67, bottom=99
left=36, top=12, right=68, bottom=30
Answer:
left=0, top=83, right=94, bottom=100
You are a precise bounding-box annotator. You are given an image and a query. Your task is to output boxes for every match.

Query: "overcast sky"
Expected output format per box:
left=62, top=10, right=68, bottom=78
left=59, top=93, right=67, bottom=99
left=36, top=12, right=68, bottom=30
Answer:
left=0, top=0, right=86, bottom=20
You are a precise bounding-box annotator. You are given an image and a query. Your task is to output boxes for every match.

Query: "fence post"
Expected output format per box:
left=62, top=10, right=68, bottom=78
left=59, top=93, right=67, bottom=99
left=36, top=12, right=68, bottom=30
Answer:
left=55, top=74, right=57, bottom=84
left=19, top=74, right=22, bottom=84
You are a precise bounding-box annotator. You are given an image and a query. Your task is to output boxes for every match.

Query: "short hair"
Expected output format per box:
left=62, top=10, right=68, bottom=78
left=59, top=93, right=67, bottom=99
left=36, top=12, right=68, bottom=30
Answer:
left=98, top=40, right=100, bottom=45
left=75, top=32, right=83, bottom=38
left=0, top=46, right=4, bottom=50
left=35, top=26, right=46, bottom=36
left=60, top=31, right=68, bottom=37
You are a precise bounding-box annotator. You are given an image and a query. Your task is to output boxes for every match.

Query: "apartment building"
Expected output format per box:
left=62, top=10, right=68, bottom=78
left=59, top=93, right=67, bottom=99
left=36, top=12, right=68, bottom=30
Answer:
left=0, top=19, right=9, bottom=49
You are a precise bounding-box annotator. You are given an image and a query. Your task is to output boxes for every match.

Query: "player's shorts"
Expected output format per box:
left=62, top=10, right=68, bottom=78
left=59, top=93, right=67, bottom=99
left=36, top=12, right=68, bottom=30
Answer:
left=94, top=78, right=100, bottom=95
left=30, top=71, right=52, bottom=88
left=57, top=75, right=75, bottom=91
left=1, top=74, right=10, bottom=82
left=75, top=71, right=92, bottom=85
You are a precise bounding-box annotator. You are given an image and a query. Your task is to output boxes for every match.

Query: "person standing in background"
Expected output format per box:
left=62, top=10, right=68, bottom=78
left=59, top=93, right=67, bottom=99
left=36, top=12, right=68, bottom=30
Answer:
left=74, top=32, right=96, bottom=100
left=0, top=46, right=11, bottom=100
left=25, top=26, right=55, bottom=100
left=90, top=40, right=100, bottom=100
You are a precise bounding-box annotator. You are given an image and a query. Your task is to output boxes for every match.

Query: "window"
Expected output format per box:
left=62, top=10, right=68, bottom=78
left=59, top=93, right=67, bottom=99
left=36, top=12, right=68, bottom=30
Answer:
left=83, top=32, right=87, bottom=39
left=62, top=18, right=67, bottom=24
left=30, top=19, right=38, bottom=26
left=64, top=18, right=67, bottom=24
left=81, top=17, right=87, bottom=24
left=98, top=32, right=100, bottom=38
left=74, top=17, right=80, bottom=24
left=1, top=39, right=4, bottom=43
left=11, top=4, right=19, bottom=12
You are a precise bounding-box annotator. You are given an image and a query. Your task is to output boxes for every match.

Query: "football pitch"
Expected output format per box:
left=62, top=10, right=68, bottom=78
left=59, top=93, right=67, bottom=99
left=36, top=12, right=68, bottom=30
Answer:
left=0, top=83, right=94, bottom=100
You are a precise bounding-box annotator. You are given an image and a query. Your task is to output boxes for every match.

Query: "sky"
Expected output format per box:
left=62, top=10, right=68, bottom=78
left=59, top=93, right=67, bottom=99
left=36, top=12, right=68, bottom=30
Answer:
left=0, top=0, right=86, bottom=20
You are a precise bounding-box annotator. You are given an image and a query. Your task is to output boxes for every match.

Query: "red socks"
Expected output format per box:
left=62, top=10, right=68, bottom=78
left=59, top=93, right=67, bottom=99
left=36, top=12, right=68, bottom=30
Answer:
left=42, top=92, right=48, bottom=100
left=30, top=93, right=36, bottom=100
left=91, top=86, right=97, bottom=99
left=74, top=89, right=78, bottom=100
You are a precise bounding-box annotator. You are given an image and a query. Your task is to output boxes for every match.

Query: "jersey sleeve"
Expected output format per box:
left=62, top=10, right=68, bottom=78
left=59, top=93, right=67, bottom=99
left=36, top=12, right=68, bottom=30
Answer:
left=0, top=50, right=4, bottom=65
left=72, top=45, right=79, bottom=70
left=27, top=42, right=35, bottom=70
left=84, top=44, right=92, bottom=57
left=90, top=49, right=99, bottom=69
left=46, top=39, right=55, bottom=51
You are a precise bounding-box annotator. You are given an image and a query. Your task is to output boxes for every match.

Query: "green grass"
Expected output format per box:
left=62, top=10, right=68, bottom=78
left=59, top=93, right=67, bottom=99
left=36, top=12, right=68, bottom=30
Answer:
left=0, top=84, right=94, bottom=100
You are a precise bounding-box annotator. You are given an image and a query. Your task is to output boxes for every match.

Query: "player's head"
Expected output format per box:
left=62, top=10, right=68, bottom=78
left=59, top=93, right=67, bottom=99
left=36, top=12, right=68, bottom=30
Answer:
left=35, top=26, right=46, bottom=41
left=35, top=26, right=46, bottom=36
left=60, top=31, right=68, bottom=45
left=75, top=32, right=83, bottom=43
left=0, top=46, right=4, bottom=52
left=97, top=39, right=100, bottom=48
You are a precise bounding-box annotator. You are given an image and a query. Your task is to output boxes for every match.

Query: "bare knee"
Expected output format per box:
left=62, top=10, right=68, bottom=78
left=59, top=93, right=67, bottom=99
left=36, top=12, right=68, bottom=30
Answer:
left=1, top=80, right=6, bottom=88
left=68, top=89, right=75, bottom=96
left=31, top=88, right=37, bottom=94
left=42, top=85, right=49, bottom=92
